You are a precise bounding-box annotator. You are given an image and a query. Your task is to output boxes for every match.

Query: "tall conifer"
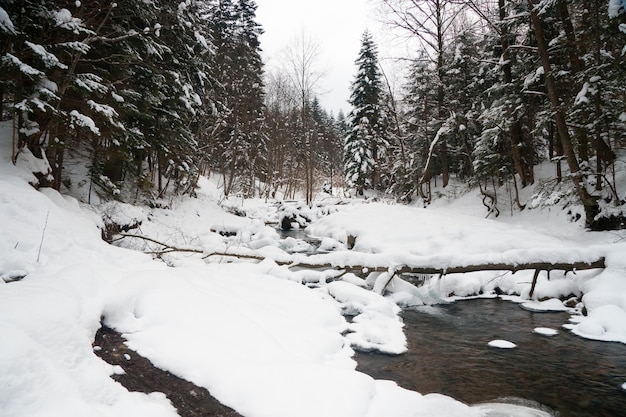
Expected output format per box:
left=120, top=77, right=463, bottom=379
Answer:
left=344, top=30, right=385, bottom=195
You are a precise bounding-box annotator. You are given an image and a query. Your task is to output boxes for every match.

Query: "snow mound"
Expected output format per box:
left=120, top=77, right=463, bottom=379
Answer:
left=488, top=340, right=517, bottom=349
left=306, top=203, right=603, bottom=266
left=521, top=298, right=570, bottom=312
left=99, top=200, right=147, bottom=229
left=326, top=280, right=407, bottom=354
left=533, top=327, right=559, bottom=336
left=569, top=304, right=626, bottom=343
left=569, top=249, right=626, bottom=344
left=473, top=402, right=553, bottom=417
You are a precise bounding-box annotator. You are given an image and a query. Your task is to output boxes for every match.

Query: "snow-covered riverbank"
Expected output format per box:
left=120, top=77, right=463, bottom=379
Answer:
left=0, top=157, right=475, bottom=417
left=2, top=146, right=626, bottom=416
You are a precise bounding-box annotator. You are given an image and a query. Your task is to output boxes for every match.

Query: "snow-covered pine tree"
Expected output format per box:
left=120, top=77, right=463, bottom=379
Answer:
left=1, top=0, right=221, bottom=199
left=395, top=53, right=439, bottom=200
left=210, top=0, right=267, bottom=197
left=0, top=1, right=82, bottom=185
left=344, top=30, right=385, bottom=196
left=233, top=0, right=267, bottom=197
left=570, top=0, right=623, bottom=194
left=473, top=1, right=528, bottom=194
left=66, top=0, right=210, bottom=199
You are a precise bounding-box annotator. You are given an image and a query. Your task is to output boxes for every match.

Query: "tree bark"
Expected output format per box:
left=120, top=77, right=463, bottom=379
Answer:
left=436, top=0, right=449, bottom=188
left=499, top=0, right=531, bottom=187
left=528, top=0, right=599, bottom=227
left=119, top=233, right=606, bottom=276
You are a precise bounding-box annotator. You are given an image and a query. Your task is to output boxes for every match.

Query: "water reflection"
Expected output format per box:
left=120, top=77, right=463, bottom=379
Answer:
left=355, top=298, right=626, bottom=417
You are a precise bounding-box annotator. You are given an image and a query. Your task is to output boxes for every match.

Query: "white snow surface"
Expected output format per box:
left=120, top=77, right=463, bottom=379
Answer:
left=608, top=0, right=626, bottom=18
left=0, top=143, right=481, bottom=414
left=473, top=402, right=553, bottom=417
left=306, top=201, right=626, bottom=343
left=521, top=298, right=571, bottom=313
left=488, top=340, right=517, bottom=349
left=306, top=203, right=607, bottom=267
left=533, top=327, right=559, bottom=337
left=0, top=7, right=16, bottom=34
left=2, top=119, right=626, bottom=416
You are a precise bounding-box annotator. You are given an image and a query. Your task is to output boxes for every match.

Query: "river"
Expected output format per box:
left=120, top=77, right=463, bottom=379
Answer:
left=355, top=298, right=626, bottom=417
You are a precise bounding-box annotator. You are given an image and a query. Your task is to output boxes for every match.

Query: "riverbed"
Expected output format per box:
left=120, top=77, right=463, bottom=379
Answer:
left=355, top=298, right=626, bottom=417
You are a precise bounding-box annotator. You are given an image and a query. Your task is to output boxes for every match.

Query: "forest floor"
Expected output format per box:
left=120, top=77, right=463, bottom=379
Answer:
left=93, top=326, right=243, bottom=417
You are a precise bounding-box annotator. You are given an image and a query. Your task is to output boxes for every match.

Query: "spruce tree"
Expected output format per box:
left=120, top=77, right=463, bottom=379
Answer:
left=344, top=30, right=385, bottom=195
left=211, top=0, right=266, bottom=197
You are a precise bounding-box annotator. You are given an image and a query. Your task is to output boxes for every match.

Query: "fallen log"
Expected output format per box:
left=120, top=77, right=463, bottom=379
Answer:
left=291, top=259, right=606, bottom=299
left=287, top=259, right=606, bottom=275
left=119, top=233, right=606, bottom=278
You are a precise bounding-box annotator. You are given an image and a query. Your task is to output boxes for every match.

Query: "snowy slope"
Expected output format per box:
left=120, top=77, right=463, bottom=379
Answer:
left=0, top=145, right=482, bottom=416
left=2, top=117, right=626, bottom=416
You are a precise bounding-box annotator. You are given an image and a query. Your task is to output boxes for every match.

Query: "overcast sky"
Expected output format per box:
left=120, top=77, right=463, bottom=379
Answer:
left=255, top=0, right=382, bottom=116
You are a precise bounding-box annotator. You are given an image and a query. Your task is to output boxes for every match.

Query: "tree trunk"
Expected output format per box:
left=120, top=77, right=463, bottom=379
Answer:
left=436, top=0, right=449, bottom=188
left=499, top=0, right=531, bottom=187
left=525, top=100, right=536, bottom=184
left=47, top=122, right=65, bottom=191
left=528, top=0, right=599, bottom=227
left=120, top=233, right=606, bottom=277
left=563, top=0, right=615, bottom=184
left=0, top=83, right=4, bottom=121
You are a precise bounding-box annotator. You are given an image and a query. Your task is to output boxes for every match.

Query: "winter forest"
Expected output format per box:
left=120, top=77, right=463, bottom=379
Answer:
left=1, top=0, right=624, bottom=227
left=2, top=1, right=626, bottom=417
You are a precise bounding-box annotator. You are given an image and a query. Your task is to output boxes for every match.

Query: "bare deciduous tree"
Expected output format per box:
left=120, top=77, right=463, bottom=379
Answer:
left=379, top=0, right=468, bottom=191
left=281, top=32, right=326, bottom=204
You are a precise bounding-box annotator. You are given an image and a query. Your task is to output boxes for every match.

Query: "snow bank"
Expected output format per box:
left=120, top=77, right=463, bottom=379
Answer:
left=0, top=174, right=104, bottom=280
left=0, top=167, right=178, bottom=416
left=326, top=280, right=406, bottom=354
left=365, top=380, right=478, bottom=417
left=307, top=203, right=600, bottom=262
left=0, top=156, right=479, bottom=416
left=307, top=201, right=626, bottom=347
left=103, top=264, right=369, bottom=417
left=305, top=203, right=607, bottom=294
left=0, top=275, right=178, bottom=417
left=3, top=116, right=625, bottom=417
left=472, top=401, right=553, bottom=417
left=567, top=244, right=626, bottom=343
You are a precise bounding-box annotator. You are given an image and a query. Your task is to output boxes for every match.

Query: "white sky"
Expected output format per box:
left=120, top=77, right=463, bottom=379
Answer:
left=255, top=0, right=382, bottom=116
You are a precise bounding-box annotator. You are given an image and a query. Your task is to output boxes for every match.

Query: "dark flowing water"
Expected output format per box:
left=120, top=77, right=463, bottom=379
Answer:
left=355, top=298, right=626, bottom=417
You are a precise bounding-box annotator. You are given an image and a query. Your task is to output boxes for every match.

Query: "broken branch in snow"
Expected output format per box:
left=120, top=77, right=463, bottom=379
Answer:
left=118, top=233, right=278, bottom=262
left=529, top=269, right=541, bottom=298
left=119, top=233, right=204, bottom=256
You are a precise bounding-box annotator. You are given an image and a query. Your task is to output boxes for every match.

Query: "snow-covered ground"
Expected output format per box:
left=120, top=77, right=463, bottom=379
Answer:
left=2, top=122, right=626, bottom=416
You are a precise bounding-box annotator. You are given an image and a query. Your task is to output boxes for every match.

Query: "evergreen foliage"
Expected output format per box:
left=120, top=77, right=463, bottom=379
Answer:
left=382, top=0, right=625, bottom=228
left=1, top=0, right=624, bottom=229
left=345, top=30, right=386, bottom=195
left=0, top=0, right=281, bottom=202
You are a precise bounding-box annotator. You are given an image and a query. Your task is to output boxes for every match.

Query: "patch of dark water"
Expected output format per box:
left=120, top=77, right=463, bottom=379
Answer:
left=277, top=228, right=311, bottom=241
left=276, top=228, right=322, bottom=255
left=355, top=298, right=626, bottom=417
left=94, top=325, right=242, bottom=417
